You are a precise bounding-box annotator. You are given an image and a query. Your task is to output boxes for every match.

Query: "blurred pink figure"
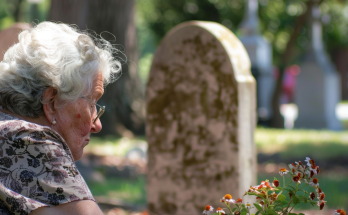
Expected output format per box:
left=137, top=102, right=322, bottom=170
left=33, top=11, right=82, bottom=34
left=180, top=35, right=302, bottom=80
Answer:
left=282, top=65, right=300, bottom=104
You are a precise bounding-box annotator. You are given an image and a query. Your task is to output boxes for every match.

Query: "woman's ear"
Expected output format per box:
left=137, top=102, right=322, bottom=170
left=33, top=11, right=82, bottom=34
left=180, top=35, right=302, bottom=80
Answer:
left=42, top=87, right=58, bottom=122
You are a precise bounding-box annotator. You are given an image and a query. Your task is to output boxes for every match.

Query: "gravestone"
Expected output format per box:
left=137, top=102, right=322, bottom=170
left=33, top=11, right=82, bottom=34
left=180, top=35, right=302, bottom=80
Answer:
left=239, top=0, right=275, bottom=125
left=0, top=23, right=31, bottom=61
left=294, top=4, right=342, bottom=130
left=146, top=21, right=256, bottom=215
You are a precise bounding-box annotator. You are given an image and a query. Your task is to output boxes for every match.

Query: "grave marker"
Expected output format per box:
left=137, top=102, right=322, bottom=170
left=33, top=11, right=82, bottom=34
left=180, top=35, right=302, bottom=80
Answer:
left=294, top=4, right=342, bottom=130
left=146, top=21, right=256, bottom=215
left=239, top=0, right=275, bottom=125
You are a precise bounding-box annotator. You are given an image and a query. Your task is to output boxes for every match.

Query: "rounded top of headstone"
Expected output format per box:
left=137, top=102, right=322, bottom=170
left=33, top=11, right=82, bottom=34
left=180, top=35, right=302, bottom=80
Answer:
left=0, top=23, right=32, bottom=61
left=154, top=21, right=252, bottom=82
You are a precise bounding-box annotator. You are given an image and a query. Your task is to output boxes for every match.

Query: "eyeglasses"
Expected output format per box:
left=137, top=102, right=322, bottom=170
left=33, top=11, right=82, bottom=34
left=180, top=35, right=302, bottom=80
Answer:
left=81, top=96, right=105, bottom=123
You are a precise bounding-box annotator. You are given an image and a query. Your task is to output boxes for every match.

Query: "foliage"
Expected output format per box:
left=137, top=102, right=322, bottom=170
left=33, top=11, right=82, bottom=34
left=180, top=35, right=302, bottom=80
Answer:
left=204, top=157, right=329, bottom=215
left=258, top=173, right=348, bottom=210
left=0, top=0, right=50, bottom=30
left=136, top=0, right=348, bottom=78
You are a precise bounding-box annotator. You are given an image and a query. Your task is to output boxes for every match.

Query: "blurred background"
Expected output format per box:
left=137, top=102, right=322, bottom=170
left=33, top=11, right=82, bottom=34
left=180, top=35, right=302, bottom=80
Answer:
left=0, top=0, right=348, bottom=214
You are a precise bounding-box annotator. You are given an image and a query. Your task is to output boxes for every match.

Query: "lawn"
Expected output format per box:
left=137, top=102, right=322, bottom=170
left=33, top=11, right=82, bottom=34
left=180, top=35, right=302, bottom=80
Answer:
left=86, top=128, right=348, bottom=210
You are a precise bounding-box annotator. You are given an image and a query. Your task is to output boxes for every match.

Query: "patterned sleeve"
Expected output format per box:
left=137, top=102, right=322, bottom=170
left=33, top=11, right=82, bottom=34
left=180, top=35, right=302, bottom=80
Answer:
left=0, top=120, right=94, bottom=215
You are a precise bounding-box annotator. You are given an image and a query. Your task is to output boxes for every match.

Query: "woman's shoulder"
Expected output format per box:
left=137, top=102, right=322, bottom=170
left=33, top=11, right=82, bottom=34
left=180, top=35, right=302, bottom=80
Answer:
left=0, top=118, right=95, bottom=214
left=0, top=117, right=71, bottom=154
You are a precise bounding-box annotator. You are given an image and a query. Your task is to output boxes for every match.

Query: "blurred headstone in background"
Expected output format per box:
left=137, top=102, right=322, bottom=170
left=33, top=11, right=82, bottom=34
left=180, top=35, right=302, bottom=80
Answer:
left=146, top=21, right=256, bottom=215
left=295, top=3, right=342, bottom=130
left=0, top=23, right=31, bottom=61
left=239, top=0, right=275, bottom=126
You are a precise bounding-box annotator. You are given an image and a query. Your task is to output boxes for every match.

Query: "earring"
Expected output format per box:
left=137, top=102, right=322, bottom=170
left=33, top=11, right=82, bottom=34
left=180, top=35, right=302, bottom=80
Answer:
left=52, top=119, right=56, bottom=125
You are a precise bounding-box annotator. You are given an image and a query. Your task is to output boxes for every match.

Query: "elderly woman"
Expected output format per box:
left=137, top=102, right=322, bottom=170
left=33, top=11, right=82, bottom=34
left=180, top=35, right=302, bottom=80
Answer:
left=0, top=22, right=120, bottom=214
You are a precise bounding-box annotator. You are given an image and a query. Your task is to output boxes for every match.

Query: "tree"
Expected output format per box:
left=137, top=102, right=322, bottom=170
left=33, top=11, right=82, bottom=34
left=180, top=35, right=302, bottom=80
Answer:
left=49, top=0, right=145, bottom=136
left=138, top=0, right=348, bottom=128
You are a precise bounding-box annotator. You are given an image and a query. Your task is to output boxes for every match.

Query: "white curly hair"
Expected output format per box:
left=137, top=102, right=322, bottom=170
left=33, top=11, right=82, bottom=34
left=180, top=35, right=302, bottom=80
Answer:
left=0, top=21, right=121, bottom=118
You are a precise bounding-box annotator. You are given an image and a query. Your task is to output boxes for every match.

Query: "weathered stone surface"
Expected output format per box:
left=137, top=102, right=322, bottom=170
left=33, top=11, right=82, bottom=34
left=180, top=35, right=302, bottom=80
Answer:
left=0, top=23, right=31, bottom=61
left=146, top=21, right=256, bottom=215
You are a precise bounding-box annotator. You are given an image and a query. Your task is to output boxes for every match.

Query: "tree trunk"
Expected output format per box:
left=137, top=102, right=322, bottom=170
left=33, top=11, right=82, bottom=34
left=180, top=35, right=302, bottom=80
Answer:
left=331, top=48, right=348, bottom=101
left=49, top=0, right=145, bottom=137
left=270, top=0, right=319, bottom=128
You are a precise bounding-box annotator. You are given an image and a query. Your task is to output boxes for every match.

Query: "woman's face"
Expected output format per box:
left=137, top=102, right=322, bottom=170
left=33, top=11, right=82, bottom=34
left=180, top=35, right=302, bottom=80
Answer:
left=54, top=73, right=104, bottom=161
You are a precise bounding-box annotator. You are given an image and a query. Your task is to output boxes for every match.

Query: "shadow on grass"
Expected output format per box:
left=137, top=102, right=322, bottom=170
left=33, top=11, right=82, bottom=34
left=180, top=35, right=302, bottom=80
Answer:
left=258, top=143, right=348, bottom=169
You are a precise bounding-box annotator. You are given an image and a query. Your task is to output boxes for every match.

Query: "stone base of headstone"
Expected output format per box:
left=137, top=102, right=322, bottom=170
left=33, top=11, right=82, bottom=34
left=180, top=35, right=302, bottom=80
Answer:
left=146, top=21, right=257, bottom=215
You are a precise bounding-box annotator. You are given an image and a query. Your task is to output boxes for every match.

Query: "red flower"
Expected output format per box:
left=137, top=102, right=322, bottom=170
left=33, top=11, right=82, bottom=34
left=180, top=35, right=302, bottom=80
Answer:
left=317, top=201, right=325, bottom=210
left=309, top=192, right=315, bottom=200
left=273, top=180, right=280, bottom=187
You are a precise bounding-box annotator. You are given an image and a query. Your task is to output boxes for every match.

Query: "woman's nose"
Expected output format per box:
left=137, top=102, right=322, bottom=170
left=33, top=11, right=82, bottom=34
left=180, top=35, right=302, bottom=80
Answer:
left=91, top=118, right=102, bottom=133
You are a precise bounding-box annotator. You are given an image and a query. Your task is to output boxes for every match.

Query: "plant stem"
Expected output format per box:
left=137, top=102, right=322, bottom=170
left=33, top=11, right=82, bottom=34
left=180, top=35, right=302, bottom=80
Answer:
left=265, top=190, right=269, bottom=211
left=283, top=176, right=285, bottom=188
left=283, top=199, right=293, bottom=214
left=288, top=182, right=300, bottom=213
left=227, top=204, right=233, bottom=215
left=298, top=184, right=309, bottom=190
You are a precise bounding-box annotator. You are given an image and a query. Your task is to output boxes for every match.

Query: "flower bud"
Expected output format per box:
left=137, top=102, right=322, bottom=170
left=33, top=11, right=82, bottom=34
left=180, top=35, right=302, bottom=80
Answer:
left=309, top=192, right=315, bottom=200
left=273, top=180, right=280, bottom=187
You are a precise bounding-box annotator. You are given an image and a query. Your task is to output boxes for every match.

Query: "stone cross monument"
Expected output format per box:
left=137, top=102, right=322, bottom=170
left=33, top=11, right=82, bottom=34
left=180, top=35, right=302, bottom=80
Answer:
left=294, top=3, right=342, bottom=130
left=146, top=21, right=257, bottom=215
left=239, top=0, right=275, bottom=126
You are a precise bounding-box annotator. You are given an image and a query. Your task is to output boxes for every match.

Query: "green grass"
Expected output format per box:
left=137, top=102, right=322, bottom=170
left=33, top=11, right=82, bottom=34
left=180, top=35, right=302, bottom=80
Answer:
left=87, top=136, right=146, bottom=156
left=89, top=128, right=348, bottom=158
left=87, top=128, right=348, bottom=210
left=87, top=175, right=147, bottom=205
left=255, top=128, right=348, bottom=160
left=87, top=172, right=347, bottom=210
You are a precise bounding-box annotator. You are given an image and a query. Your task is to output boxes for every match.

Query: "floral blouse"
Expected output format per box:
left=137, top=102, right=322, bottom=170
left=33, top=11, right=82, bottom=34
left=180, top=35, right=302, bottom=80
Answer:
left=0, top=110, right=94, bottom=215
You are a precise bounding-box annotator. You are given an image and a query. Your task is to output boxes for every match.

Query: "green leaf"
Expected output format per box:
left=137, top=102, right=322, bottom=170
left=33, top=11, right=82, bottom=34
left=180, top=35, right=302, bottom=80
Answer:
left=232, top=207, right=237, bottom=212
left=253, top=203, right=263, bottom=211
left=241, top=212, right=247, bottom=215
left=277, top=194, right=286, bottom=201
left=274, top=176, right=278, bottom=181
left=289, top=213, right=298, bottom=215
left=299, top=213, right=306, bottom=215
left=247, top=192, right=266, bottom=200
left=255, top=212, right=260, bottom=215
left=241, top=208, right=248, bottom=213
left=293, top=196, right=300, bottom=204
left=285, top=188, right=293, bottom=193
left=288, top=185, right=297, bottom=190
